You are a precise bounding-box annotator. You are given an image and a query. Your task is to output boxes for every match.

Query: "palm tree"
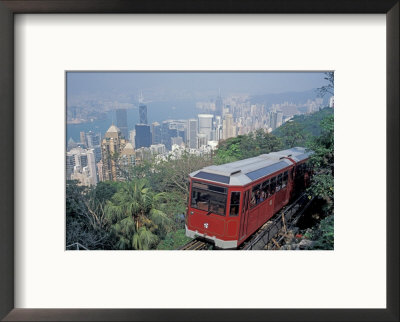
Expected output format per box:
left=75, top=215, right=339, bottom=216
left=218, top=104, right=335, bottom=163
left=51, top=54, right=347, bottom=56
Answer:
left=105, top=179, right=170, bottom=250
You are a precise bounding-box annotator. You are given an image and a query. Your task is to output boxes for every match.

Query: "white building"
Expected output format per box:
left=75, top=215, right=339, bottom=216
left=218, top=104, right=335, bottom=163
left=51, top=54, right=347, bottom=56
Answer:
left=187, top=118, right=198, bottom=149
left=150, top=144, right=166, bottom=155
left=67, top=147, right=97, bottom=186
left=198, top=114, right=214, bottom=141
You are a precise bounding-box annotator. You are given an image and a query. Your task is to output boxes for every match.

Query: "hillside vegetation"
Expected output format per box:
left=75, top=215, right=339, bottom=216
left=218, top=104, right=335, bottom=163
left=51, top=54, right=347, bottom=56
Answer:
left=67, top=108, right=334, bottom=250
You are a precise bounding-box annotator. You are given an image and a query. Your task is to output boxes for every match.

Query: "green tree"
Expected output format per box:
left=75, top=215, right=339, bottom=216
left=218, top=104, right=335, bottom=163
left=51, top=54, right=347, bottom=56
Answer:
left=316, top=72, right=334, bottom=97
left=105, top=179, right=170, bottom=250
left=66, top=180, right=115, bottom=249
left=307, top=114, right=334, bottom=213
left=152, top=152, right=212, bottom=196
left=275, top=121, right=308, bottom=149
left=304, top=215, right=334, bottom=250
left=214, top=129, right=282, bottom=164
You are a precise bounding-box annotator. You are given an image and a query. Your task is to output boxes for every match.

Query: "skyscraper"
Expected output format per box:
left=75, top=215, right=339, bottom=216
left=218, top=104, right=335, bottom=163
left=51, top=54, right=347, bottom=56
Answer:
left=135, top=124, right=152, bottom=148
left=151, top=122, right=161, bottom=144
left=80, top=131, right=87, bottom=147
left=116, top=108, right=128, bottom=139
left=101, top=125, right=127, bottom=181
left=223, top=114, right=236, bottom=139
left=120, top=142, right=136, bottom=168
left=198, top=114, right=214, bottom=141
left=129, top=130, right=136, bottom=148
left=187, top=119, right=198, bottom=149
left=86, top=131, right=102, bottom=163
left=139, top=104, right=148, bottom=124
left=215, top=89, right=223, bottom=117
left=276, top=111, right=283, bottom=128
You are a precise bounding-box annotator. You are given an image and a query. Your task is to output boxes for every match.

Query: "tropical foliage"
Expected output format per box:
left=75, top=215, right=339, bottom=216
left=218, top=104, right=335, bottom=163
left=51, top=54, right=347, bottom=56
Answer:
left=304, top=215, right=334, bottom=250
left=105, top=179, right=170, bottom=250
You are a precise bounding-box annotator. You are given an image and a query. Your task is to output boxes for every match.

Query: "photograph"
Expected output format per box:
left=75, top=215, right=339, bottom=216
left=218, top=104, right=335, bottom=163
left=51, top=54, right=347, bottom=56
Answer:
left=66, top=71, right=334, bottom=251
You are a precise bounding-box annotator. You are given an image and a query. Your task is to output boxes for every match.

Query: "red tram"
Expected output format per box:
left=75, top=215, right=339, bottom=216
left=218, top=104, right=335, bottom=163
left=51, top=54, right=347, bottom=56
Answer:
left=185, top=147, right=313, bottom=249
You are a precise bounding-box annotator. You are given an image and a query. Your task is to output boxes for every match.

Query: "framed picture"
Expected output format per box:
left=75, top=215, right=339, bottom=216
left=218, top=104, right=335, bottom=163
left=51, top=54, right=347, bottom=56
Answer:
left=0, top=1, right=398, bottom=321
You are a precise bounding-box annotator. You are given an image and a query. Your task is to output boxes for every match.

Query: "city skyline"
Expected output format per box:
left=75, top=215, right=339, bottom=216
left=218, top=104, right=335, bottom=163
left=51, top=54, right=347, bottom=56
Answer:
left=66, top=71, right=333, bottom=186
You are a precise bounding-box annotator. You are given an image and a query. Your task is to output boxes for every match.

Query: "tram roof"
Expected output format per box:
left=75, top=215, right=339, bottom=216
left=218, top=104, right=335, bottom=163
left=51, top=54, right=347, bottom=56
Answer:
left=190, top=147, right=312, bottom=186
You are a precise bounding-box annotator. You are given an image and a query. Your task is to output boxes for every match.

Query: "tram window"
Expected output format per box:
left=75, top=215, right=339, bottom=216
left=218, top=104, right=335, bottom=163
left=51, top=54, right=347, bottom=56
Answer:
left=275, top=174, right=282, bottom=192
left=191, top=182, right=227, bottom=216
left=282, top=171, right=288, bottom=188
left=262, top=179, right=270, bottom=198
left=270, top=177, right=276, bottom=194
left=229, top=191, right=241, bottom=216
left=250, top=184, right=261, bottom=208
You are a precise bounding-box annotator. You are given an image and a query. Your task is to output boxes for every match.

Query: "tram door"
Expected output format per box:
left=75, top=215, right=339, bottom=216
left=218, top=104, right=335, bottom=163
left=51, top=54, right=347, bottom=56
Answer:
left=239, top=189, right=250, bottom=241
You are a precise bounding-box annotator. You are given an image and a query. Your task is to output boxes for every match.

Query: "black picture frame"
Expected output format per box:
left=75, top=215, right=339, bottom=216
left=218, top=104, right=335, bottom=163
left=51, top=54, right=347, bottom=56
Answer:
left=0, top=1, right=398, bottom=321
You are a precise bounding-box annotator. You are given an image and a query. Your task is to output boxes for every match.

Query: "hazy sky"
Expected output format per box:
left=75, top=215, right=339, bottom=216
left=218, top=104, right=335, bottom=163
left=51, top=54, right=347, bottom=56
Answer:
left=67, top=72, right=329, bottom=100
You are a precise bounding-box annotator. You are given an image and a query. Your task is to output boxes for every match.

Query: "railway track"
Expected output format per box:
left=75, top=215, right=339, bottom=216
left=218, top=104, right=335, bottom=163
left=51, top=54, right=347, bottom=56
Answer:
left=179, top=192, right=314, bottom=250
left=179, top=239, right=209, bottom=250
left=240, top=193, right=314, bottom=250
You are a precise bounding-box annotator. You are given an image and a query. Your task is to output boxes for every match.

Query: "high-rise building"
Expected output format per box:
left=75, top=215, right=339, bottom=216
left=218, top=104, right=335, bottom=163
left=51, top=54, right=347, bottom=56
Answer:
left=67, top=147, right=97, bottom=185
left=101, top=125, right=127, bottom=181
left=129, top=130, right=136, bottom=148
left=215, top=90, right=223, bottom=117
left=80, top=131, right=87, bottom=147
left=151, top=122, right=161, bottom=144
left=223, top=114, right=236, bottom=139
left=135, top=124, right=152, bottom=148
left=66, top=154, right=75, bottom=180
left=161, top=121, right=171, bottom=150
left=86, top=131, right=101, bottom=148
left=97, top=160, right=104, bottom=182
left=187, top=118, right=198, bottom=149
left=150, top=144, right=166, bottom=155
left=269, top=111, right=284, bottom=130
left=197, top=133, right=208, bottom=148
left=276, top=111, right=283, bottom=128
left=86, top=149, right=98, bottom=185
left=171, top=136, right=183, bottom=146
left=116, top=108, right=128, bottom=139
left=139, top=104, right=148, bottom=124
left=135, top=147, right=152, bottom=164
left=86, top=131, right=102, bottom=163
left=120, top=142, right=136, bottom=169
left=198, top=114, right=214, bottom=141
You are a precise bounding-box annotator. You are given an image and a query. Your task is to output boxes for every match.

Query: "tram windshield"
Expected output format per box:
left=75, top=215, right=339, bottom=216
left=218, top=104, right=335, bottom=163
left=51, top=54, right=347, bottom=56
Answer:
left=190, top=181, right=227, bottom=216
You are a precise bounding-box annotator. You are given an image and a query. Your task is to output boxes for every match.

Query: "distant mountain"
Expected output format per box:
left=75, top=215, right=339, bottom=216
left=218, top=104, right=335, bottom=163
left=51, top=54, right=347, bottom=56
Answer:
left=250, top=89, right=331, bottom=106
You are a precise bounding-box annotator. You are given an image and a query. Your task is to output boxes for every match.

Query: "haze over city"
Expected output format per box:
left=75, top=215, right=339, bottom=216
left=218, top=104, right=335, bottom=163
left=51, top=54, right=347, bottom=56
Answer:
left=67, top=72, right=329, bottom=103
left=66, top=71, right=333, bottom=186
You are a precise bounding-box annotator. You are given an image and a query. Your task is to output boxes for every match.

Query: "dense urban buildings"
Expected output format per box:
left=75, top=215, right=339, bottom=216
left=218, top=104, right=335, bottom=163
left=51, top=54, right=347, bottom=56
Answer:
left=67, top=85, right=333, bottom=186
